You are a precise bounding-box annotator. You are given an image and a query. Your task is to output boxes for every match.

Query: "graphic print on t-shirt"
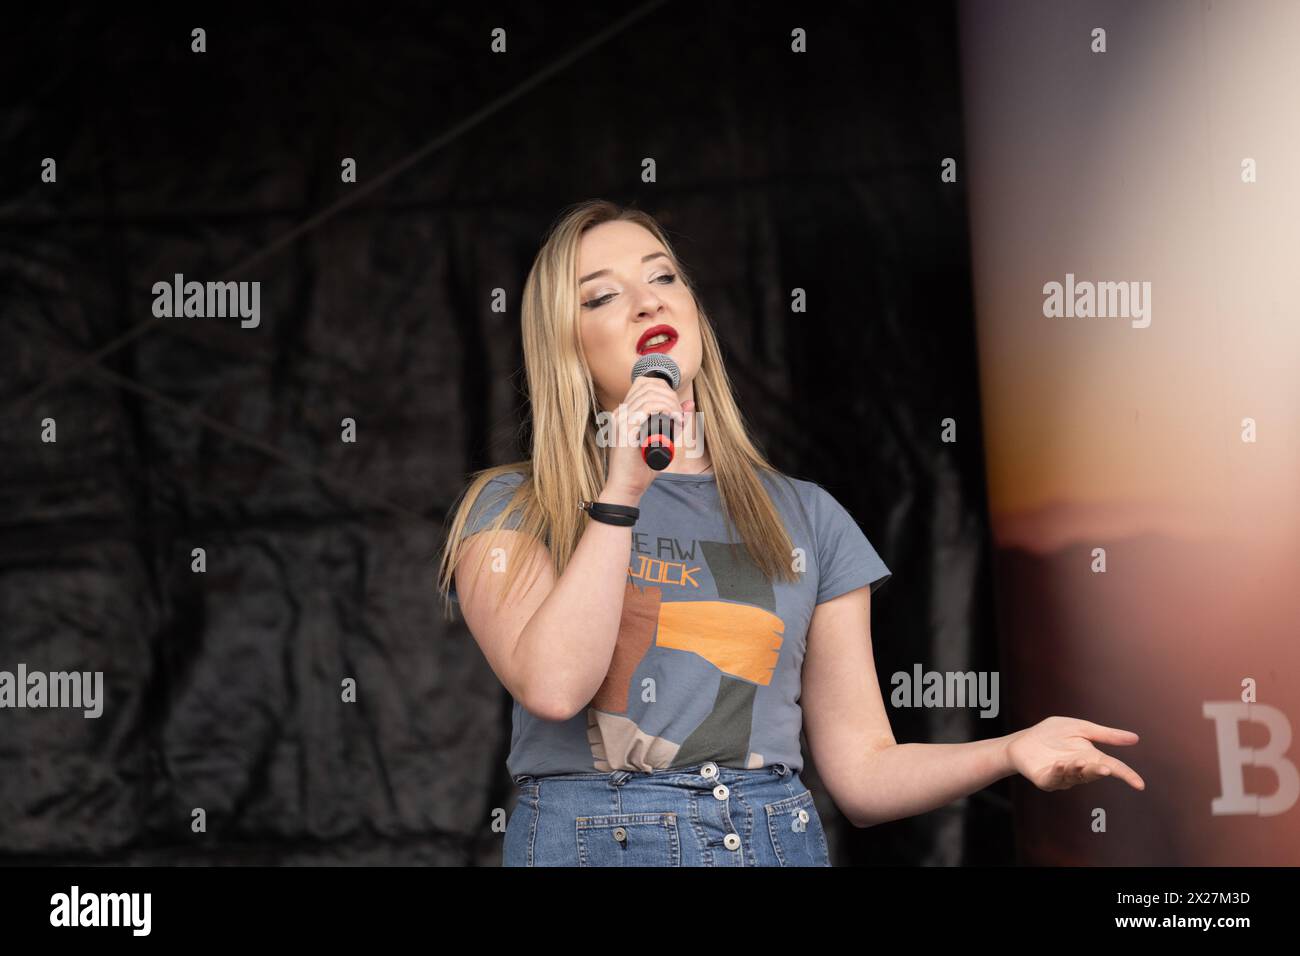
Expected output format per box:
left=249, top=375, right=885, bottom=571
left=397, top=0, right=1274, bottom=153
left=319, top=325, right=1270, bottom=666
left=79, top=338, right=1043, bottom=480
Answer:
left=586, top=536, right=784, bottom=771
left=451, top=468, right=893, bottom=778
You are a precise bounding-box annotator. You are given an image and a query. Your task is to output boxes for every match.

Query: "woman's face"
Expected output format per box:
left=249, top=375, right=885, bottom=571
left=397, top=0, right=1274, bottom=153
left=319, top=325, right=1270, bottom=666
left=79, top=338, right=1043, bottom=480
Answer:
left=576, top=220, right=703, bottom=412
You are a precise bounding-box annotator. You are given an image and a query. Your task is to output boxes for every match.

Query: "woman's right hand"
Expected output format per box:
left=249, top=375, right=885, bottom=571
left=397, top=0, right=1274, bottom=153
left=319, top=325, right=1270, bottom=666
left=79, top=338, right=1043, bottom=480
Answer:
left=600, top=377, right=693, bottom=504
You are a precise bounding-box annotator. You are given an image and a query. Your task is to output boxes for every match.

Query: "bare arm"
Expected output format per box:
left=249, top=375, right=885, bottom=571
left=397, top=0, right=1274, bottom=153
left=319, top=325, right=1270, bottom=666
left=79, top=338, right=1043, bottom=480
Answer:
left=800, top=584, right=1001, bottom=827
left=802, top=585, right=1143, bottom=829
left=457, top=379, right=690, bottom=722
left=837, top=738, right=1015, bottom=827
left=454, top=484, right=641, bottom=722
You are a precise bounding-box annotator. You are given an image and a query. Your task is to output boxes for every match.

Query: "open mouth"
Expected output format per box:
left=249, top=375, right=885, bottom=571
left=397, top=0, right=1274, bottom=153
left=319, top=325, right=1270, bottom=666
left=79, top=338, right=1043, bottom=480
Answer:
left=636, top=324, right=678, bottom=355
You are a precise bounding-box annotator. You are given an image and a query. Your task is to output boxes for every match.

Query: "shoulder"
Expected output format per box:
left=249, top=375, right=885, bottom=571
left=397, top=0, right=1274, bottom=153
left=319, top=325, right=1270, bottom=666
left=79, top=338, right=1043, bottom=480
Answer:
left=462, top=464, right=529, bottom=499
left=480, top=467, right=528, bottom=493
left=756, top=469, right=830, bottom=541
left=759, top=470, right=872, bottom=545
left=456, top=464, right=531, bottom=535
left=758, top=468, right=831, bottom=516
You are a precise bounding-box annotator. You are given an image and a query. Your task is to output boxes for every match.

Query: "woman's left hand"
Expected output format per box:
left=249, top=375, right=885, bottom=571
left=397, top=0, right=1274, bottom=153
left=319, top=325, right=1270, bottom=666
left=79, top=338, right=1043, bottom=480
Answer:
left=1006, top=716, right=1145, bottom=791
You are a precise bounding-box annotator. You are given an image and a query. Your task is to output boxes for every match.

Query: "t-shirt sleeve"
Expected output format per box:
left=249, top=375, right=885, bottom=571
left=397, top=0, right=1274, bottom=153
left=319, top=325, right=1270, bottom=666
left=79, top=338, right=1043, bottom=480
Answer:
left=448, top=473, right=526, bottom=605
left=812, top=484, right=891, bottom=604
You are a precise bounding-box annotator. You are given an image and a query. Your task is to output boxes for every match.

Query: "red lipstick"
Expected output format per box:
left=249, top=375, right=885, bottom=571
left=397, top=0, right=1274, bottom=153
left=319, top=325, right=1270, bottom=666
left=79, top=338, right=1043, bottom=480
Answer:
left=636, top=324, right=678, bottom=355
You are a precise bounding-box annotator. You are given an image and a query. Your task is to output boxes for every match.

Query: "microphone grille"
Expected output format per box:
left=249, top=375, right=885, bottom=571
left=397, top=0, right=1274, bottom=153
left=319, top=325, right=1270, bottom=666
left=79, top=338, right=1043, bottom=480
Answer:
left=631, top=353, right=681, bottom=389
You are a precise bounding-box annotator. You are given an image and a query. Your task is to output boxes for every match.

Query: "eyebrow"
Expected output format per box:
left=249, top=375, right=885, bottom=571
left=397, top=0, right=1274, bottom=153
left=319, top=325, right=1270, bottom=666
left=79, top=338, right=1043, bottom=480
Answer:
left=579, top=252, right=671, bottom=285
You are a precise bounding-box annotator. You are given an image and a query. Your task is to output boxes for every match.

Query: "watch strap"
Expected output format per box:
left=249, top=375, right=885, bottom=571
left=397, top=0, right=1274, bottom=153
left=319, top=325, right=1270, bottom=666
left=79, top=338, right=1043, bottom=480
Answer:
left=579, top=499, right=640, bottom=526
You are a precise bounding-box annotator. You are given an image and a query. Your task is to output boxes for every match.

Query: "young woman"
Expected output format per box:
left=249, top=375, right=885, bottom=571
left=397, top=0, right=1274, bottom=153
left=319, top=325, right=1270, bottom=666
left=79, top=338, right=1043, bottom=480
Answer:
left=436, top=200, right=1145, bottom=867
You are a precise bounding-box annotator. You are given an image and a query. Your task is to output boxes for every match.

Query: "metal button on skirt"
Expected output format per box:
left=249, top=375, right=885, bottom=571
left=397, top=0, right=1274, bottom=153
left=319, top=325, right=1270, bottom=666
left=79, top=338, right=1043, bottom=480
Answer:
left=503, top=761, right=831, bottom=867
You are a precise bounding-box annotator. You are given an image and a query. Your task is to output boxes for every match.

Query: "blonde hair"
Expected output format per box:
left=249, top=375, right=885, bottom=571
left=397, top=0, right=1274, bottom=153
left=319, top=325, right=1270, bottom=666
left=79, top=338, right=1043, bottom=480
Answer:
left=435, top=199, right=799, bottom=620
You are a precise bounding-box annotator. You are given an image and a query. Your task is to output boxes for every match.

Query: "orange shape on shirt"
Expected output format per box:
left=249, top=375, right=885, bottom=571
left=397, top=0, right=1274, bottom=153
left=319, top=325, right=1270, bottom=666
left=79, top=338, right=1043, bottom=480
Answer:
left=655, top=601, right=784, bottom=685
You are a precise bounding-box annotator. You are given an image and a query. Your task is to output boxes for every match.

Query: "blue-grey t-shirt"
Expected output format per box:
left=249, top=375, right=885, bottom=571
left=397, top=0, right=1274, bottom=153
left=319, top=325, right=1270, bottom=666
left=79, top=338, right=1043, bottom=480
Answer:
left=450, top=467, right=891, bottom=778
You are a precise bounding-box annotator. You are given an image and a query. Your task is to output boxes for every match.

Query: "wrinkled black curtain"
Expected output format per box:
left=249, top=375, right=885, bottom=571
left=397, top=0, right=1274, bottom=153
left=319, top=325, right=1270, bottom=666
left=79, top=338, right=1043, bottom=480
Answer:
left=0, top=1, right=1007, bottom=864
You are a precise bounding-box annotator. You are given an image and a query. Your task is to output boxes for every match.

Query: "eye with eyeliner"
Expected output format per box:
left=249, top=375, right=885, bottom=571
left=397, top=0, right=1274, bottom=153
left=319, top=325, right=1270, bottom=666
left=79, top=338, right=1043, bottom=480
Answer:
left=581, top=273, right=677, bottom=309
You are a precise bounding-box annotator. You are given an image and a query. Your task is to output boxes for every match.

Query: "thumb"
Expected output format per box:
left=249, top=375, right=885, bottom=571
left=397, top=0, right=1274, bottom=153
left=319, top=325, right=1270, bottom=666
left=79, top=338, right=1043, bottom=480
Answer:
left=683, top=400, right=696, bottom=412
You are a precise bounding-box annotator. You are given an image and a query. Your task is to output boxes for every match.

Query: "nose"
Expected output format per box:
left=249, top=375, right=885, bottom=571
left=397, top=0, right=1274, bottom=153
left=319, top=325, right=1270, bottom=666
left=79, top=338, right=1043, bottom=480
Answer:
left=633, top=284, right=667, bottom=318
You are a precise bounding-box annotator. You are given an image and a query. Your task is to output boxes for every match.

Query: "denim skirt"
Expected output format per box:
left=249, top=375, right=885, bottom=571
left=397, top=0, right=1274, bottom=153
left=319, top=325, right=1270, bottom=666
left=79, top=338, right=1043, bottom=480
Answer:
left=503, top=760, right=830, bottom=867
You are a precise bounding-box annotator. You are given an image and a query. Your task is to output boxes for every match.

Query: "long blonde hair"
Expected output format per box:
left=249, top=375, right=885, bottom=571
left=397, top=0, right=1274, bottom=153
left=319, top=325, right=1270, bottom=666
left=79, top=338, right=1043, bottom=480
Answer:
left=436, top=199, right=799, bottom=620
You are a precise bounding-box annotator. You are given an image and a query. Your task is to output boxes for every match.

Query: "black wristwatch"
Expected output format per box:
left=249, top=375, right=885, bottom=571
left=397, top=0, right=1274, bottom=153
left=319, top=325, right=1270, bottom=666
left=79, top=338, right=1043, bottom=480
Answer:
left=579, top=499, right=640, bottom=526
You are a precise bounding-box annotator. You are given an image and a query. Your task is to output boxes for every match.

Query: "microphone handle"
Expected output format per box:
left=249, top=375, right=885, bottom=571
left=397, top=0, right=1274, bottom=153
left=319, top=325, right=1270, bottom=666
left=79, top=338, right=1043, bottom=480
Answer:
left=641, top=411, right=676, bottom=471
left=637, top=369, right=677, bottom=471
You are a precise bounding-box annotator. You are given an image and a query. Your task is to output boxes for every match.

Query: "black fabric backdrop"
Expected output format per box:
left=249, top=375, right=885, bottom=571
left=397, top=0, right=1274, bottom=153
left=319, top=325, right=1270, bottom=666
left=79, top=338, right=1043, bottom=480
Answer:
left=0, top=2, right=1008, bottom=864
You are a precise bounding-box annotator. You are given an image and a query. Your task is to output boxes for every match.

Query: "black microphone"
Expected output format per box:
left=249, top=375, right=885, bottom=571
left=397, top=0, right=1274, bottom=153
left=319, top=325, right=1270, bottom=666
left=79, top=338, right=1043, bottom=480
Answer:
left=630, top=353, right=682, bottom=471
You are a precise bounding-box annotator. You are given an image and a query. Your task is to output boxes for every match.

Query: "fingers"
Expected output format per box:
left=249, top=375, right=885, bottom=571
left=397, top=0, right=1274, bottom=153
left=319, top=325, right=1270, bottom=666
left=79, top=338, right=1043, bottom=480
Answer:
left=1097, top=753, right=1145, bottom=791
left=1078, top=720, right=1141, bottom=746
left=642, top=381, right=684, bottom=417
left=626, top=406, right=683, bottom=433
left=1047, top=754, right=1145, bottom=792
left=623, top=380, right=684, bottom=428
left=1060, top=758, right=1089, bottom=789
left=627, top=377, right=681, bottom=405
left=1039, top=759, right=1076, bottom=791
left=1052, top=758, right=1091, bottom=791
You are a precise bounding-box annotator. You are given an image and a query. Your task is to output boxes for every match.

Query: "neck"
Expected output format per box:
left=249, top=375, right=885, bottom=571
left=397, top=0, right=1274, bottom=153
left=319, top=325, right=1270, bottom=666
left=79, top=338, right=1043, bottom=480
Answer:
left=663, top=417, right=710, bottom=475
left=663, top=456, right=712, bottom=476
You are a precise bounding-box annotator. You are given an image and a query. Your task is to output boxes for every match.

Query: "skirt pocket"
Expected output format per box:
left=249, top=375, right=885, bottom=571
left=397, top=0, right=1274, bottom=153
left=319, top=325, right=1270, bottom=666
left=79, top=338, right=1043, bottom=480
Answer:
left=763, top=788, right=830, bottom=867
left=575, top=811, right=682, bottom=867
